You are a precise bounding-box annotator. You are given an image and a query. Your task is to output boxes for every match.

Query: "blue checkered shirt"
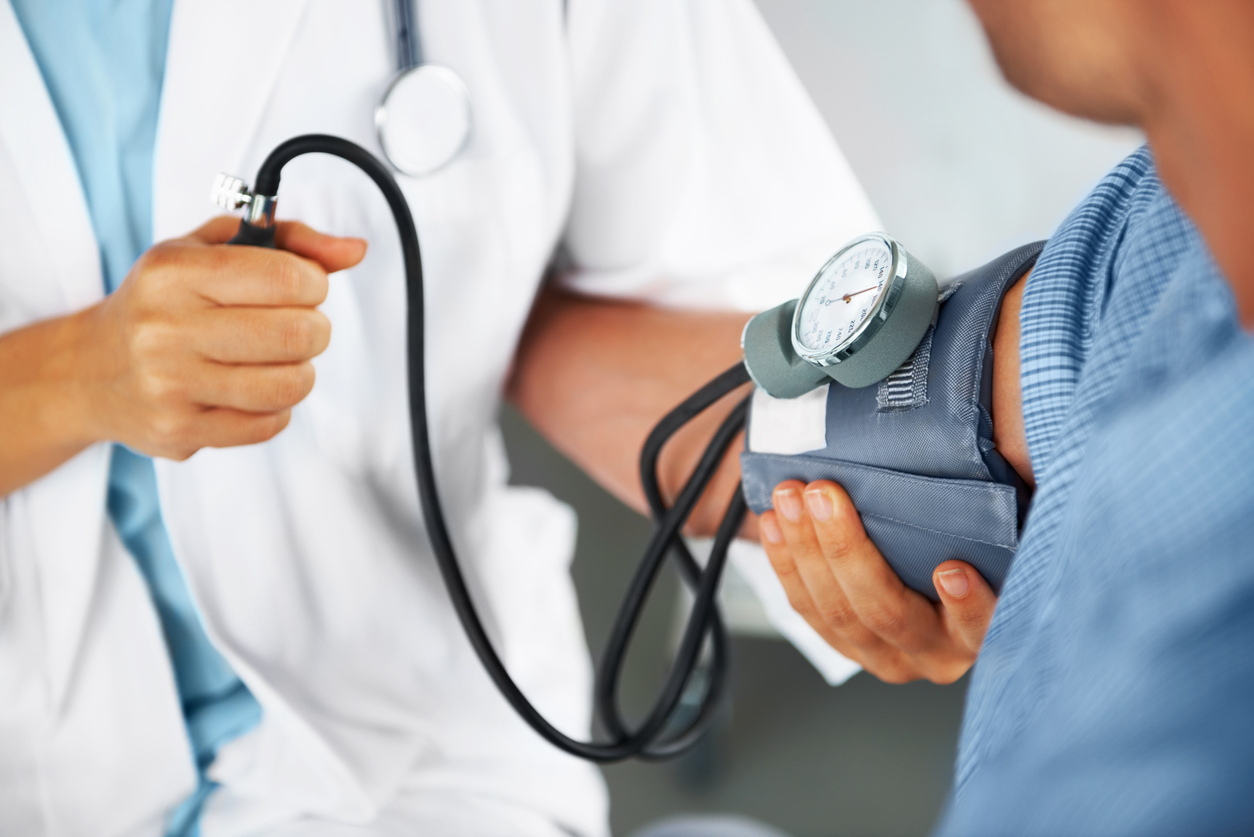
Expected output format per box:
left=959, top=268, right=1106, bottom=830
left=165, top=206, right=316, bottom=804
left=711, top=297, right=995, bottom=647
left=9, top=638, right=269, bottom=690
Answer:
left=936, top=147, right=1254, bottom=834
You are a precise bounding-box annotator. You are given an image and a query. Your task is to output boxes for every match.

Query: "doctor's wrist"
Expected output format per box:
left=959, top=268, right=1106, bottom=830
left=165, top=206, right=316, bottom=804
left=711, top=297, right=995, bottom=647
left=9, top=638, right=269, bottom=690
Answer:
left=68, top=299, right=139, bottom=450
left=0, top=307, right=109, bottom=496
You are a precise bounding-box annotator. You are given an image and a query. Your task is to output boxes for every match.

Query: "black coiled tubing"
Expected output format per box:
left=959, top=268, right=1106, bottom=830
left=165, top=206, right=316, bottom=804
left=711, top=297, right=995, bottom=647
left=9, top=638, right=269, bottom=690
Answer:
left=229, top=135, right=751, bottom=761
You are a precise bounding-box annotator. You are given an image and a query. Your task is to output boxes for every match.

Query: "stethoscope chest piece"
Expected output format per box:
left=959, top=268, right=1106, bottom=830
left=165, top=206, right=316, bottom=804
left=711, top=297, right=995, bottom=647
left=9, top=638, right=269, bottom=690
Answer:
left=376, top=64, right=472, bottom=177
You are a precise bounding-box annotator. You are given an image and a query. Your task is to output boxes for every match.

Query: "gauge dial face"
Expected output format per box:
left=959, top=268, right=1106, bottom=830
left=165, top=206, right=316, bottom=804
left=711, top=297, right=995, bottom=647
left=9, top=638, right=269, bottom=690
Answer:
left=796, top=238, right=894, bottom=356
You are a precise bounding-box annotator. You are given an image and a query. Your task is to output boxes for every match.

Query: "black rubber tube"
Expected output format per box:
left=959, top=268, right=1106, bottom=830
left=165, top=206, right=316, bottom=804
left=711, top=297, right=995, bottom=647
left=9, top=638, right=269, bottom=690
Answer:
left=594, top=393, right=749, bottom=750
left=232, top=134, right=750, bottom=762
left=631, top=363, right=752, bottom=755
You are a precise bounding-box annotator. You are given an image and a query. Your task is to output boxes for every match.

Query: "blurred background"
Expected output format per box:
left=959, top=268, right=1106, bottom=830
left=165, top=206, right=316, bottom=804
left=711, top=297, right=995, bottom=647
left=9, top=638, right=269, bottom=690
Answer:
left=504, top=1, right=1142, bottom=835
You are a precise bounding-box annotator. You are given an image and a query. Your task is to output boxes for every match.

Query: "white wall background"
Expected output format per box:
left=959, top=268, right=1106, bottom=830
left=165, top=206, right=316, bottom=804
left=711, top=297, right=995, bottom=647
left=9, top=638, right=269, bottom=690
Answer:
left=754, top=0, right=1144, bottom=278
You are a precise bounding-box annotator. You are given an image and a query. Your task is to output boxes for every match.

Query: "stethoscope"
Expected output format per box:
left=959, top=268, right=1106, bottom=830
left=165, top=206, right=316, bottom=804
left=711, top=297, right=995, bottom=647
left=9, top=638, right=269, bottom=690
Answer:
left=375, top=0, right=473, bottom=176
left=216, top=128, right=744, bottom=760
left=215, top=1, right=736, bottom=764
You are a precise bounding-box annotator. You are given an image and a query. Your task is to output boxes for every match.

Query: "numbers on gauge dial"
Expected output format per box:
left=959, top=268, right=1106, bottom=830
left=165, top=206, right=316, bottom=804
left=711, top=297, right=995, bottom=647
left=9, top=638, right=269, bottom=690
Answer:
left=797, top=239, right=893, bottom=354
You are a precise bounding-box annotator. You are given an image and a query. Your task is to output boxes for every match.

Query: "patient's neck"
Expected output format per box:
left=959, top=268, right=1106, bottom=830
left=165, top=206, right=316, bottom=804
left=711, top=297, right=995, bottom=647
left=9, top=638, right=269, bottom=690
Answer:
left=1139, top=3, right=1254, bottom=330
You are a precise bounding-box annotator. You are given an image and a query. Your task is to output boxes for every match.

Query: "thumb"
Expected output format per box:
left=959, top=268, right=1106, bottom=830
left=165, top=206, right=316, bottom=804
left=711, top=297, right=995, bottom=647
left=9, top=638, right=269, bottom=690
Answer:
left=274, top=221, right=368, bottom=274
left=190, top=215, right=248, bottom=244
left=933, top=560, right=998, bottom=653
left=190, top=217, right=369, bottom=275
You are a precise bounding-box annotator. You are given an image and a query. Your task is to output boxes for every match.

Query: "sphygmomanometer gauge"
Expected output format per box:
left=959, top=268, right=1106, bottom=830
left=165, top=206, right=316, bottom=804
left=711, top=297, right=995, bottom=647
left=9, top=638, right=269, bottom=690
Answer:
left=793, top=233, right=940, bottom=387
left=743, top=233, right=939, bottom=396
left=796, top=235, right=900, bottom=360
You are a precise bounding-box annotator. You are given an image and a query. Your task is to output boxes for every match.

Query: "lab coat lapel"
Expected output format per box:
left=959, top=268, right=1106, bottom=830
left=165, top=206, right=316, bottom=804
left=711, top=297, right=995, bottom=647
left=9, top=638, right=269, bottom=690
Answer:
left=0, top=1, right=113, bottom=713
left=0, top=0, right=310, bottom=715
left=153, top=0, right=312, bottom=240
left=0, top=0, right=102, bottom=312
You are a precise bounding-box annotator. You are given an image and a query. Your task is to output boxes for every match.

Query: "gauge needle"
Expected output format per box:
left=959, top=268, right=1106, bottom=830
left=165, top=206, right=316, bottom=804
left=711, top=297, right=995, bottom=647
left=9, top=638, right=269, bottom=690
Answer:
left=842, top=285, right=877, bottom=303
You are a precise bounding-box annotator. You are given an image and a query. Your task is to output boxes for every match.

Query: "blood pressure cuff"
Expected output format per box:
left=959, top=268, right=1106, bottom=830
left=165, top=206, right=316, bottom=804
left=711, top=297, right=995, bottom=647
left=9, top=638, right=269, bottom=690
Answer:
left=739, top=241, right=1044, bottom=599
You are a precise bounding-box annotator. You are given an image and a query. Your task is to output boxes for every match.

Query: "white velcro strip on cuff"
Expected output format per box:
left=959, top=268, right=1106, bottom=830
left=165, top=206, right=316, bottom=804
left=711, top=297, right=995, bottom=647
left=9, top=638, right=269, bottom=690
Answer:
left=747, top=384, right=829, bottom=455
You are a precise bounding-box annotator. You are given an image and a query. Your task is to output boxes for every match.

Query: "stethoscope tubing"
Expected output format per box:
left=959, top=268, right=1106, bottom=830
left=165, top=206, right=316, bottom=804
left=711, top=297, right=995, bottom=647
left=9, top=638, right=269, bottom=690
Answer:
left=393, top=0, right=421, bottom=71
left=231, top=134, right=747, bottom=763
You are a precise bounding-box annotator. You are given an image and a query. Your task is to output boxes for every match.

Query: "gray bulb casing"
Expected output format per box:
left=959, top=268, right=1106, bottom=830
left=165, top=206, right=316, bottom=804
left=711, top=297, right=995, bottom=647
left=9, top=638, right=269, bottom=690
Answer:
left=740, top=299, right=831, bottom=398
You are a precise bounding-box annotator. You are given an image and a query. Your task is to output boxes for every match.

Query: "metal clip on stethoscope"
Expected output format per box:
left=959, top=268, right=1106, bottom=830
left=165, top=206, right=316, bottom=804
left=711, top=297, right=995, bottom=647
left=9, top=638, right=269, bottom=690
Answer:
left=210, top=2, right=748, bottom=763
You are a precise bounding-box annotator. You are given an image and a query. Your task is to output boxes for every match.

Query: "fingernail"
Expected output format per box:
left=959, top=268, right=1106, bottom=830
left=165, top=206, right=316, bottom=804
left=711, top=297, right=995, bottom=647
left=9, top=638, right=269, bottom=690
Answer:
left=761, top=516, right=783, bottom=544
left=805, top=489, right=832, bottom=522
left=937, top=568, right=969, bottom=599
left=775, top=488, right=803, bottom=522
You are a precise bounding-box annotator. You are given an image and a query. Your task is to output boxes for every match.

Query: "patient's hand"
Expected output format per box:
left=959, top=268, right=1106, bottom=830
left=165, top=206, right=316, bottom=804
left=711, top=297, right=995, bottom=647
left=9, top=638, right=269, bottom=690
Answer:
left=759, top=479, right=995, bottom=684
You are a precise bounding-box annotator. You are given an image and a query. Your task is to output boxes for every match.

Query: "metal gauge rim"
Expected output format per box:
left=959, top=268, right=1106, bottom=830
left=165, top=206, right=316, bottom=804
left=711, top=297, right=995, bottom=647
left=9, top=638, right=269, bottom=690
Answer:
left=375, top=64, right=473, bottom=177
left=791, top=232, right=909, bottom=368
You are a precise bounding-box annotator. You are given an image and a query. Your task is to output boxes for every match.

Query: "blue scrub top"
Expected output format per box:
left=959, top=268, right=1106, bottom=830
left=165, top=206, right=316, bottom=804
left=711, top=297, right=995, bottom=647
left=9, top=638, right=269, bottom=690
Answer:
left=11, top=3, right=262, bottom=834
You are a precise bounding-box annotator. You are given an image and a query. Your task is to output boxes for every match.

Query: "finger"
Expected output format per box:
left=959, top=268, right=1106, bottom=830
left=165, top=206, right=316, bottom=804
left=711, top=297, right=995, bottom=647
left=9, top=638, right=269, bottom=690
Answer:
left=763, top=508, right=923, bottom=684
left=933, top=560, right=999, bottom=654
left=187, top=217, right=367, bottom=276
left=771, top=482, right=894, bottom=655
left=759, top=508, right=817, bottom=626
left=190, top=361, right=316, bottom=413
left=189, top=216, right=245, bottom=245
left=274, top=221, right=368, bottom=274
left=193, top=307, right=331, bottom=363
left=141, top=408, right=293, bottom=460
left=803, top=481, right=943, bottom=654
left=192, top=246, right=330, bottom=308
left=760, top=509, right=864, bottom=661
left=191, top=407, right=293, bottom=451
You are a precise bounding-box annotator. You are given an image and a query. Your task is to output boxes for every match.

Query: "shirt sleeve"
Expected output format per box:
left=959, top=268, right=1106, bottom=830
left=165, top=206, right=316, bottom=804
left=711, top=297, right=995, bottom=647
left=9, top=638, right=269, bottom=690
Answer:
left=939, top=297, right=1254, bottom=837
left=1016, top=146, right=1157, bottom=476
left=560, top=0, right=880, bottom=312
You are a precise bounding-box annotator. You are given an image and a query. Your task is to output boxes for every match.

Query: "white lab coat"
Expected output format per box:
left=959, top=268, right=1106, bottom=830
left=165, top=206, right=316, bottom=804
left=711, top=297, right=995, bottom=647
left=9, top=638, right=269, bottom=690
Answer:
left=0, top=1, right=879, bottom=835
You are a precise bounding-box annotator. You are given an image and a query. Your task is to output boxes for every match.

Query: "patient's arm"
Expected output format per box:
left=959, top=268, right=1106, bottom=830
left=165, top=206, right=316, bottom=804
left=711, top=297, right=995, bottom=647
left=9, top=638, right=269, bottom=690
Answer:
left=992, top=273, right=1034, bottom=487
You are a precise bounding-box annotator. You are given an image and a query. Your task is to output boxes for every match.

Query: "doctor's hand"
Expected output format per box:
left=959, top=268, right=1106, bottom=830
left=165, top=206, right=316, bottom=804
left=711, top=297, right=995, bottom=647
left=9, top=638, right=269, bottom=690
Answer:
left=81, top=216, right=366, bottom=460
left=759, top=479, right=997, bottom=684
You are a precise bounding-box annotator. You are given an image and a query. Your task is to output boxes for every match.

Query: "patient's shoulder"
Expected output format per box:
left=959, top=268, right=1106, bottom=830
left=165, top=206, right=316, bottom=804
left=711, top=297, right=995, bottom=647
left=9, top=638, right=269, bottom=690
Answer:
left=1016, top=145, right=1197, bottom=474
left=1030, top=145, right=1167, bottom=314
